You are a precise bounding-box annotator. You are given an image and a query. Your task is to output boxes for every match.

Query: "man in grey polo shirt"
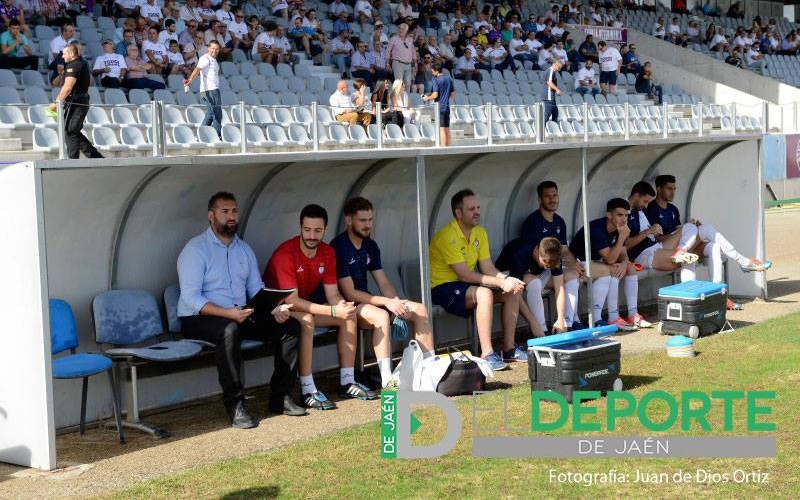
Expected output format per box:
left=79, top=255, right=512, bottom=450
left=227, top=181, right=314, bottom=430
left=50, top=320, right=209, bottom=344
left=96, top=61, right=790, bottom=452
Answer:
left=177, top=192, right=305, bottom=428
left=387, top=22, right=417, bottom=90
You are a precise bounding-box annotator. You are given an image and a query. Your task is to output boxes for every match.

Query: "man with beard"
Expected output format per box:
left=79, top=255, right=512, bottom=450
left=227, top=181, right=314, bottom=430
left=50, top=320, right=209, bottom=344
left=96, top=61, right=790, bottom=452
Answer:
left=644, top=175, right=770, bottom=310
left=429, top=189, right=526, bottom=372
left=519, top=181, right=584, bottom=331
left=177, top=192, right=303, bottom=429
left=264, top=204, right=378, bottom=411
left=330, top=197, right=435, bottom=388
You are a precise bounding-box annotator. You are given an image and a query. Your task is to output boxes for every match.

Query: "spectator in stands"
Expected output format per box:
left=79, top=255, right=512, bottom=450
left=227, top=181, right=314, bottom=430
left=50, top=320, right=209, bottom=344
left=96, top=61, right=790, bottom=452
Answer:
left=226, top=9, right=251, bottom=52
left=353, top=0, right=373, bottom=24
left=332, top=197, right=435, bottom=388
left=394, top=0, right=413, bottom=26
left=372, top=20, right=389, bottom=46
left=478, top=37, right=512, bottom=72
left=553, top=40, right=568, bottom=68
left=569, top=198, right=638, bottom=331
left=167, top=40, right=189, bottom=76
left=265, top=204, right=378, bottom=409
left=455, top=47, right=480, bottom=81
left=331, top=10, right=349, bottom=37
left=668, top=17, right=680, bottom=38
left=143, top=26, right=169, bottom=76
left=612, top=13, right=624, bottom=29
left=621, top=44, right=641, bottom=74
left=522, top=14, right=536, bottom=33
left=179, top=0, right=201, bottom=25
left=542, top=59, right=562, bottom=122
left=158, top=18, right=179, bottom=45
left=179, top=20, right=199, bottom=56
left=578, top=33, right=597, bottom=63
left=727, top=1, right=744, bottom=19
left=371, top=79, right=401, bottom=126
left=418, top=0, right=439, bottom=30
left=686, top=21, right=701, bottom=44
left=700, top=0, right=718, bottom=16
left=367, top=39, right=390, bottom=81
left=708, top=27, right=727, bottom=52
left=271, top=25, right=292, bottom=63
left=140, top=0, right=163, bottom=27
left=652, top=16, right=665, bottom=39
left=328, top=0, right=347, bottom=20
left=122, top=44, right=166, bottom=90
left=252, top=22, right=274, bottom=62
left=759, top=32, right=772, bottom=55
left=635, top=61, right=662, bottom=105
left=184, top=40, right=222, bottom=137
left=429, top=189, right=525, bottom=371
left=330, top=29, right=354, bottom=78
left=413, top=53, right=433, bottom=93
left=115, top=0, right=138, bottom=19
left=92, top=40, right=127, bottom=88
left=575, top=59, right=599, bottom=96
left=133, top=16, right=148, bottom=47
left=242, top=0, right=268, bottom=20
left=391, top=79, right=418, bottom=124
left=0, top=0, right=30, bottom=38
left=508, top=28, right=534, bottom=67
left=597, top=40, right=621, bottom=95
left=49, top=23, right=75, bottom=63
left=538, top=41, right=555, bottom=70
left=423, top=63, right=452, bottom=146
left=177, top=192, right=303, bottom=427
left=330, top=79, right=372, bottom=129
left=215, top=0, right=234, bottom=26
left=725, top=49, right=743, bottom=68
left=196, top=0, right=216, bottom=26
left=350, top=40, right=372, bottom=86
left=0, top=19, right=37, bottom=70
left=769, top=31, right=781, bottom=54
left=205, top=20, right=232, bottom=61
left=745, top=44, right=764, bottom=72
left=387, top=22, right=417, bottom=91
left=270, top=0, right=289, bottom=20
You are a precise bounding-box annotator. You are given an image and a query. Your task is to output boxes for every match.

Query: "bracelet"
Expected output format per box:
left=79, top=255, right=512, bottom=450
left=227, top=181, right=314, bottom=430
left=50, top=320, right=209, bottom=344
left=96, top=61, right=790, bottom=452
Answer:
left=331, top=304, right=337, bottom=318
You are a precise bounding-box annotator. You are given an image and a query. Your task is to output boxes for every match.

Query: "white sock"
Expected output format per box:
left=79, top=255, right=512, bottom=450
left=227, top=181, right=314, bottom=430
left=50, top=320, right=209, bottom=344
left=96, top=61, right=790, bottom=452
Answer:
left=678, top=223, right=699, bottom=251
left=607, top=277, right=621, bottom=321
left=526, top=278, right=547, bottom=332
left=299, top=374, right=317, bottom=395
left=377, top=358, right=392, bottom=386
left=340, top=367, right=355, bottom=386
left=698, top=223, right=749, bottom=267
left=423, top=350, right=435, bottom=359
left=704, top=242, right=724, bottom=282
left=592, top=276, right=611, bottom=323
left=624, top=275, right=638, bottom=317
left=680, top=263, right=697, bottom=282
left=564, top=279, right=580, bottom=325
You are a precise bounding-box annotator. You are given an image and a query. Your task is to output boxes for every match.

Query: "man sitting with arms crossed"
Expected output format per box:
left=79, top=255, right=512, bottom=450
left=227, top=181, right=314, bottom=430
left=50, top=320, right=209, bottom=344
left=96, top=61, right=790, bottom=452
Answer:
left=330, top=197, right=435, bottom=388
left=177, top=192, right=302, bottom=429
left=569, top=198, right=643, bottom=330
left=264, top=204, right=377, bottom=411
left=520, top=181, right=584, bottom=330
left=496, top=236, right=568, bottom=338
left=644, top=174, right=770, bottom=310
left=429, top=189, right=526, bottom=371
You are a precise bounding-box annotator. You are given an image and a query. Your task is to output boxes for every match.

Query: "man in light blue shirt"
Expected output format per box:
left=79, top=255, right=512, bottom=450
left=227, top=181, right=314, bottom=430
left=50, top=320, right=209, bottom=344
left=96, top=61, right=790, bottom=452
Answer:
left=177, top=192, right=306, bottom=428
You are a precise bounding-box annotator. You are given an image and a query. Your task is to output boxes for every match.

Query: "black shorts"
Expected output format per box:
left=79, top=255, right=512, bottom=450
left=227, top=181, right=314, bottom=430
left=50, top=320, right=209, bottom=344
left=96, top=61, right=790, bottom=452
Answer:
left=439, top=111, right=450, bottom=127
left=431, top=281, right=471, bottom=317
left=599, top=70, right=618, bottom=85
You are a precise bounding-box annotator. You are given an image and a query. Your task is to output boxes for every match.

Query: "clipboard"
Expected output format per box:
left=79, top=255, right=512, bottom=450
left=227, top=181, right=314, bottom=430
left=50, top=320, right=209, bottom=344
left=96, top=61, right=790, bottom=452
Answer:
left=244, top=287, right=295, bottom=313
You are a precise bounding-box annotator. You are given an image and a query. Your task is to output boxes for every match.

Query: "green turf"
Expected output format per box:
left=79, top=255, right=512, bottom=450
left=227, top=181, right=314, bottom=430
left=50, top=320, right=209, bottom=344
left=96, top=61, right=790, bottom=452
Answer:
left=112, top=312, right=800, bottom=499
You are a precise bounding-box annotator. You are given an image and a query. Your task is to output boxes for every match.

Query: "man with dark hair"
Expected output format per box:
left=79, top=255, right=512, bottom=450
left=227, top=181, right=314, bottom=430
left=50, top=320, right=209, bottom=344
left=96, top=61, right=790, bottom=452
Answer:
left=644, top=175, right=770, bottom=309
left=542, top=59, right=562, bottom=122
left=330, top=197, right=435, bottom=388
left=569, top=198, right=638, bottom=330
left=0, top=19, right=38, bottom=70
left=429, top=189, right=526, bottom=371
left=177, top=192, right=303, bottom=428
left=264, top=204, right=378, bottom=410
left=520, top=181, right=583, bottom=330
left=184, top=40, right=222, bottom=138
left=422, top=62, right=453, bottom=146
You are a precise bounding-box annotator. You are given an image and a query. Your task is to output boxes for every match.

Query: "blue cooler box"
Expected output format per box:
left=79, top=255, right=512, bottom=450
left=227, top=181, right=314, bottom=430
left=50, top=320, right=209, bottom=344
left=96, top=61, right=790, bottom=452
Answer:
left=657, top=280, right=727, bottom=339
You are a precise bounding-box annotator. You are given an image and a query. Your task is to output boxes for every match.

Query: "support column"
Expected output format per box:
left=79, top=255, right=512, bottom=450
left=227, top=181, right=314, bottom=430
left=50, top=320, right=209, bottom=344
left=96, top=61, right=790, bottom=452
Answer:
left=415, top=155, right=433, bottom=333
left=580, top=147, right=594, bottom=326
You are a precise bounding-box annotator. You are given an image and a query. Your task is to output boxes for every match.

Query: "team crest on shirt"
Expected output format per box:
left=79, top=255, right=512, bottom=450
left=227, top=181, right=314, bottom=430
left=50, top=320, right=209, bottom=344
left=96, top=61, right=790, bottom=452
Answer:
left=366, top=254, right=371, bottom=265
left=556, top=226, right=561, bottom=234
left=474, top=239, right=479, bottom=248
left=318, top=265, right=325, bottom=275
left=297, top=265, right=304, bottom=273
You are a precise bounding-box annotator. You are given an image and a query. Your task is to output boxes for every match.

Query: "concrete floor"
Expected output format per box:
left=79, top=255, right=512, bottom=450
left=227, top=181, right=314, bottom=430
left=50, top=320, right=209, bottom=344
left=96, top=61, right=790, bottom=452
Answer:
left=2, top=207, right=799, bottom=499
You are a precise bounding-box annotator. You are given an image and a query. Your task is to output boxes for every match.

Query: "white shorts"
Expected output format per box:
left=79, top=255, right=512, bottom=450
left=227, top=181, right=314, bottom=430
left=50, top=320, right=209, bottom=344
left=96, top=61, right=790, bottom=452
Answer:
left=634, top=242, right=664, bottom=269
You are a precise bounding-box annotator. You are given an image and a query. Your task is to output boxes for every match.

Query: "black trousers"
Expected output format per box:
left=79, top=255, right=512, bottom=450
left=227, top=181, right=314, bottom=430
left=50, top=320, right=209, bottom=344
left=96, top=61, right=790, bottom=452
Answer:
left=0, top=55, right=38, bottom=70
left=543, top=99, right=559, bottom=122
left=180, top=313, right=300, bottom=407
left=64, top=95, right=103, bottom=159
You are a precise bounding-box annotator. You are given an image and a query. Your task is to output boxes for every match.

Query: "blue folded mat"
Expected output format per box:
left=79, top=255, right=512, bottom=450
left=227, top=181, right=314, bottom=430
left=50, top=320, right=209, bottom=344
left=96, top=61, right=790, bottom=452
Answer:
left=527, top=324, right=618, bottom=348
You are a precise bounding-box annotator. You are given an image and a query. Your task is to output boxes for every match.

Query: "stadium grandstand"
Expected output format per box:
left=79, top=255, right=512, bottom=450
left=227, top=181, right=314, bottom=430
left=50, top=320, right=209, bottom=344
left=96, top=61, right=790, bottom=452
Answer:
left=0, top=0, right=791, bottom=474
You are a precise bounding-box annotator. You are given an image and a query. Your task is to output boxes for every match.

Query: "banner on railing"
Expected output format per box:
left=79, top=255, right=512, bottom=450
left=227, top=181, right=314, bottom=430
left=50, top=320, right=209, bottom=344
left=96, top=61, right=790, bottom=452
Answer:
left=785, top=134, right=800, bottom=178
left=576, top=25, right=628, bottom=45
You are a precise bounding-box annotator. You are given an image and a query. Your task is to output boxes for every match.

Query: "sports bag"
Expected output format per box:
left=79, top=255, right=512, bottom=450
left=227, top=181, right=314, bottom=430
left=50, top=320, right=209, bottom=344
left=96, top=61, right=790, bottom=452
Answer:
left=436, top=347, right=486, bottom=396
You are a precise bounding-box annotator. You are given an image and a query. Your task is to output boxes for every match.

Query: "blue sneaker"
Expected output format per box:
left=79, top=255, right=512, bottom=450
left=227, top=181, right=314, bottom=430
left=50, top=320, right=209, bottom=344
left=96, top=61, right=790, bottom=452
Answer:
left=571, top=320, right=586, bottom=331
left=484, top=351, right=509, bottom=371
left=594, top=320, right=610, bottom=327
left=502, top=345, right=529, bottom=362
left=302, top=390, right=337, bottom=410
left=741, top=259, right=772, bottom=272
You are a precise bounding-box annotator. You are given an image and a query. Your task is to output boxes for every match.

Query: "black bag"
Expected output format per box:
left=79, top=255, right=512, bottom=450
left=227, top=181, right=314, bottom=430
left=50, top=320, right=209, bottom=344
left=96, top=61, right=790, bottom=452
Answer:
left=436, top=348, right=486, bottom=396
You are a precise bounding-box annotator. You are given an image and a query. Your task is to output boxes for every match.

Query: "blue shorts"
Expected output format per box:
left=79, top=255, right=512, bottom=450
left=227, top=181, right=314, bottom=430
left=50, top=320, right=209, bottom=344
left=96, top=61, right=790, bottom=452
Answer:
left=431, top=281, right=472, bottom=318
left=599, top=70, right=617, bottom=85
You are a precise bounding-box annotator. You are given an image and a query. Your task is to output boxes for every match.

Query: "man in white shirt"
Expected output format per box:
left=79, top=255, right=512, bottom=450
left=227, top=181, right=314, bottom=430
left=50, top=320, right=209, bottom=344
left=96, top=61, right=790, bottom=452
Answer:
left=481, top=38, right=511, bottom=71
left=180, top=0, right=202, bottom=23
left=393, top=0, right=412, bottom=23
left=329, top=79, right=372, bottom=128
left=354, top=0, right=373, bottom=22
left=537, top=41, right=554, bottom=70
left=553, top=40, right=568, bottom=65
left=271, top=25, right=292, bottom=64
left=745, top=44, right=764, bottom=71
left=597, top=40, right=621, bottom=95
left=709, top=28, right=727, bottom=52
left=140, top=0, right=163, bottom=27
left=350, top=40, right=372, bottom=86
left=668, top=17, right=681, bottom=36
left=252, top=28, right=274, bottom=62
left=330, top=29, right=354, bottom=79
left=142, top=27, right=169, bottom=75
left=92, top=40, right=127, bottom=88
left=271, top=0, right=289, bottom=19
left=158, top=19, right=179, bottom=45
left=185, top=41, right=222, bottom=138
left=227, top=8, right=251, bottom=51
left=215, top=0, right=235, bottom=26
left=524, top=30, right=542, bottom=54
left=49, top=23, right=75, bottom=63
left=455, top=47, right=480, bottom=81
left=652, top=17, right=666, bottom=39
left=330, top=0, right=348, bottom=19
left=509, top=28, right=535, bottom=67
left=575, top=59, right=599, bottom=96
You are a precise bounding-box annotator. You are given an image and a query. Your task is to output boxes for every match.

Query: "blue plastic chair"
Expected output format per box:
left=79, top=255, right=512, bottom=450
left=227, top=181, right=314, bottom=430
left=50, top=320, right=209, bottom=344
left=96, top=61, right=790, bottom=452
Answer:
left=50, top=299, right=124, bottom=443
left=92, top=289, right=202, bottom=438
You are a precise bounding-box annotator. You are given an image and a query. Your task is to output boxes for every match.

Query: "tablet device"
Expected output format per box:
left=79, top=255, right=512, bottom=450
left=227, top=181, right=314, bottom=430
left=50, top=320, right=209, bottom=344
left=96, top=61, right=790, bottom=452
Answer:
left=244, top=288, right=295, bottom=313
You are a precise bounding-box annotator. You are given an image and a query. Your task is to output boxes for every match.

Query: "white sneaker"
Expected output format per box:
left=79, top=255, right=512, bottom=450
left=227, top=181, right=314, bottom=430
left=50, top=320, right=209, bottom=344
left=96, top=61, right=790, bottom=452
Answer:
left=671, top=249, right=699, bottom=264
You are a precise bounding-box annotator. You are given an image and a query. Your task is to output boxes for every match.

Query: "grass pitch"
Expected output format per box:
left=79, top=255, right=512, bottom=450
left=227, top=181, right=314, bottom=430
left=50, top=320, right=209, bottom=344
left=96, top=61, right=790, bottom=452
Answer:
left=113, top=312, right=800, bottom=499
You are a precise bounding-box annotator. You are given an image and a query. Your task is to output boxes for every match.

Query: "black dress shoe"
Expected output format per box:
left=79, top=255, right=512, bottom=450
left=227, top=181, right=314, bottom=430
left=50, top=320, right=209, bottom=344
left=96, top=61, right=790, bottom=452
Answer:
left=269, top=396, right=308, bottom=416
left=226, top=400, right=257, bottom=429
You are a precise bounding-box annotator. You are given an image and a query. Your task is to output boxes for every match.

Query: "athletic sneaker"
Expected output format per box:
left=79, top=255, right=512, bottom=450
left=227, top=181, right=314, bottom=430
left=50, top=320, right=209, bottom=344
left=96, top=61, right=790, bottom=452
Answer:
left=594, top=320, right=610, bottom=327
left=741, top=259, right=772, bottom=272
left=302, top=391, right=337, bottom=410
left=571, top=320, right=586, bottom=331
left=671, top=249, right=700, bottom=264
left=726, top=298, right=743, bottom=311
left=613, top=317, right=638, bottom=331
left=338, top=382, right=379, bottom=400
left=483, top=351, right=509, bottom=371
left=502, top=345, right=529, bottom=362
left=627, top=313, right=653, bottom=328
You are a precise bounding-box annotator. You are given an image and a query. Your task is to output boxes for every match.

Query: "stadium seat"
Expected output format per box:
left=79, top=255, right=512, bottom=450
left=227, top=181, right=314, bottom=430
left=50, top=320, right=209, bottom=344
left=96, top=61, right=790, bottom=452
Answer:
left=221, top=91, right=238, bottom=106
left=222, top=125, right=242, bottom=147
left=474, top=122, right=488, bottom=139
left=171, top=125, right=203, bottom=149
left=21, top=70, right=48, bottom=89
left=329, top=122, right=359, bottom=146
left=185, top=106, right=206, bottom=126
left=23, top=87, right=49, bottom=105
left=259, top=91, right=280, bottom=106
left=244, top=124, right=270, bottom=147
left=402, top=123, right=425, bottom=144
left=419, top=123, right=437, bottom=142
left=258, top=63, right=277, bottom=77
left=92, top=127, right=129, bottom=153
left=176, top=91, right=199, bottom=106
left=128, top=89, right=151, bottom=105
left=92, top=289, right=202, bottom=438
left=86, top=107, right=118, bottom=130
left=251, top=106, right=273, bottom=125
left=198, top=125, right=234, bottom=148
left=33, top=127, right=59, bottom=152
left=163, top=106, right=187, bottom=128
left=0, top=106, right=34, bottom=130
left=103, top=88, right=128, bottom=106
left=349, top=124, right=376, bottom=146
left=384, top=123, right=407, bottom=145
left=153, top=89, right=176, bottom=105
left=28, top=106, right=57, bottom=129
left=120, top=126, right=152, bottom=151
left=0, top=86, right=23, bottom=104
left=50, top=299, right=124, bottom=443
left=287, top=123, right=312, bottom=146
left=239, top=90, right=259, bottom=106
left=294, top=106, right=313, bottom=127
left=266, top=123, right=295, bottom=147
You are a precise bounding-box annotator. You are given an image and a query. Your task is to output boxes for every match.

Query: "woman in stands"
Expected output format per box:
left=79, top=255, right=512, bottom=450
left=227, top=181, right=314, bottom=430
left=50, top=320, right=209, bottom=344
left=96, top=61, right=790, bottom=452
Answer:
left=635, top=61, right=662, bottom=105
left=371, top=79, right=402, bottom=128
left=390, top=78, right=419, bottom=125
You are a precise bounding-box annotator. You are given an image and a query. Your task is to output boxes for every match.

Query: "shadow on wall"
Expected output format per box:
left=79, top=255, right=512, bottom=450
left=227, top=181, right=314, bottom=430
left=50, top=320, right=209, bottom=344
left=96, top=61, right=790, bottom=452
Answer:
left=221, top=486, right=281, bottom=499
left=765, top=277, right=800, bottom=302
